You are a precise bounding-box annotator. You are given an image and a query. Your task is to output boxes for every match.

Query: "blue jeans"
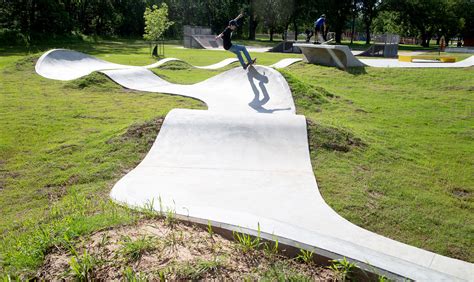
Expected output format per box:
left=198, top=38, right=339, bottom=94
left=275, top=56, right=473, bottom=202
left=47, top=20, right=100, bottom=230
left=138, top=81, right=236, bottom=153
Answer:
left=229, top=44, right=252, bottom=67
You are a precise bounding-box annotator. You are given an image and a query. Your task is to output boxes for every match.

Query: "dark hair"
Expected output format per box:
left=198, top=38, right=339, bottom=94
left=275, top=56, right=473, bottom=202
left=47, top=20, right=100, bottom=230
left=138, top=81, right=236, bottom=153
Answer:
left=229, top=20, right=238, bottom=27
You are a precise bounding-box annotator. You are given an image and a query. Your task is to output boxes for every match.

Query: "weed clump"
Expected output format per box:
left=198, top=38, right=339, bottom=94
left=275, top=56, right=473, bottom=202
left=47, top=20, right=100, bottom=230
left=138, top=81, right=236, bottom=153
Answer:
left=307, top=119, right=366, bottom=153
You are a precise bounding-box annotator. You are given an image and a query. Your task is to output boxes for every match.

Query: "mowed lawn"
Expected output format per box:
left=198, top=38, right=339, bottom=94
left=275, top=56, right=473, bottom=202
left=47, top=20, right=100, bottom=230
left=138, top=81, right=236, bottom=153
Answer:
left=0, top=39, right=473, bottom=276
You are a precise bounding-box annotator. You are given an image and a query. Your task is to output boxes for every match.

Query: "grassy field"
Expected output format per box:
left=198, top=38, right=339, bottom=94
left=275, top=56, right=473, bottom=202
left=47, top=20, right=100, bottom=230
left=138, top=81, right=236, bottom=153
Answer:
left=1, top=38, right=473, bottom=277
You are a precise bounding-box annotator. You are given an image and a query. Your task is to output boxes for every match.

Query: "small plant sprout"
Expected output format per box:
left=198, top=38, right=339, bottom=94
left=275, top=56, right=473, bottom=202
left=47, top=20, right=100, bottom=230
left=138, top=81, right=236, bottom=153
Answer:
left=123, top=266, right=147, bottom=282
left=119, top=235, right=157, bottom=262
left=296, top=248, right=314, bottom=263
left=165, top=207, right=177, bottom=227
left=264, top=237, right=279, bottom=256
left=158, top=196, right=164, bottom=217
left=233, top=223, right=261, bottom=252
left=329, top=257, right=358, bottom=282
left=142, top=198, right=156, bottom=218
left=207, top=220, right=214, bottom=237
left=69, top=249, right=97, bottom=280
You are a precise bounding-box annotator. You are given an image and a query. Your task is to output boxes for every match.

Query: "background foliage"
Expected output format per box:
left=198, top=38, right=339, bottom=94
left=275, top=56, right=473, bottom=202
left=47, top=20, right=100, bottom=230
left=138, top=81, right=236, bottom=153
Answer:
left=0, top=0, right=473, bottom=45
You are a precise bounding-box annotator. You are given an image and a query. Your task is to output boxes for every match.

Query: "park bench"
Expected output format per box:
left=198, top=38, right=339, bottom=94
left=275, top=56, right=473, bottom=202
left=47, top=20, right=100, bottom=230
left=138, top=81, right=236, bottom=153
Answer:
left=398, top=55, right=456, bottom=63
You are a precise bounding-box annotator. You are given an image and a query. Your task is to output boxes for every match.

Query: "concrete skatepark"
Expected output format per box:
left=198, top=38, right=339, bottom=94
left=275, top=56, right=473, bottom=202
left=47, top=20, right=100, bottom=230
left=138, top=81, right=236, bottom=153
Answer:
left=36, top=49, right=474, bottom=281
left=295, top=43, right=474, bottom=69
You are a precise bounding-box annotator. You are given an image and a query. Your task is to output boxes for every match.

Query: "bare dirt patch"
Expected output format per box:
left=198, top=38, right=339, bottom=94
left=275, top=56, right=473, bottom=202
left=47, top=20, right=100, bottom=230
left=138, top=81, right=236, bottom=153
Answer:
left=37, top=218, right=335, bottom=280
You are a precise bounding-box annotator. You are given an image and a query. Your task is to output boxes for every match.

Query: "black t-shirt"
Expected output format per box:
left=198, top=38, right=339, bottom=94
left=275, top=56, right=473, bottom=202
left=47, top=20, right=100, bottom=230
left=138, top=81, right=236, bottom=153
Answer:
left=222, top=27, right=232, bottom=50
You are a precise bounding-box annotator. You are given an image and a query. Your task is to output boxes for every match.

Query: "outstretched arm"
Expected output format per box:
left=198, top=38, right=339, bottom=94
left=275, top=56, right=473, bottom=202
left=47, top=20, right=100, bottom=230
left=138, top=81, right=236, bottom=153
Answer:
left=233, top=13, right=244, bottom=21
left=215, top=33, right=223, bottom=40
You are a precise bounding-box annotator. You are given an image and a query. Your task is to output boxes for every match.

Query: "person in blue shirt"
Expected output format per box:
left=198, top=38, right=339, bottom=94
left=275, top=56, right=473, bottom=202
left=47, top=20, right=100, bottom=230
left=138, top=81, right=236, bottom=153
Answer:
left=216, top=13, right=256, bottom=70
left=314, top=14, right=327, bottom=43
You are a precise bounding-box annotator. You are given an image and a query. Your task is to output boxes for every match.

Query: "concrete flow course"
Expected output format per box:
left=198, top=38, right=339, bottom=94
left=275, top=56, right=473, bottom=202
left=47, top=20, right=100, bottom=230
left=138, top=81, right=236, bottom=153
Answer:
left=295, top=43, right=474, bottom=69
left=36, top=49, right=474, bottom=281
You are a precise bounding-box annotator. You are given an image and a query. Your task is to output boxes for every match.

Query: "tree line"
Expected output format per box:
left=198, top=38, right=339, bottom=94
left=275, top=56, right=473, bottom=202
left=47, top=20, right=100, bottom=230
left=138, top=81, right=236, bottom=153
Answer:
left=1, top=0, right=473, bottom=47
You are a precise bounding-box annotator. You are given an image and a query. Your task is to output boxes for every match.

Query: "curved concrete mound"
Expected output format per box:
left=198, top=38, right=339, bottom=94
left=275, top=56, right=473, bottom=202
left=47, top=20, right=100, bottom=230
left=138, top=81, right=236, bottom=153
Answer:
left=295, top=44, right=365, bottom=68
left=35, top=49, right=302, bottom=81
left=36, top=50, right=474, bottom=281
left=295, top=43, right=474, bottom=69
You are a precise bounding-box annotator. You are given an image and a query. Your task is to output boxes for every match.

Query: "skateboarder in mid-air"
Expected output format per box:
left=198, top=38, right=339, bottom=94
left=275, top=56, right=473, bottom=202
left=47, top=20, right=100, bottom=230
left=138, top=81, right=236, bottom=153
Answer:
left=216, top=13, right=256, bottom=70
left=314, top=14, right=327, bottom=43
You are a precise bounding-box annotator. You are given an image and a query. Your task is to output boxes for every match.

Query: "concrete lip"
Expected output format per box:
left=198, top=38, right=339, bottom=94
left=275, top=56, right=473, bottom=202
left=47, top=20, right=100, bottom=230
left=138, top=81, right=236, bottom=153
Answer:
left=35, top=49, right=474, bottom=281
left=294, top=43, right=474, bottom=68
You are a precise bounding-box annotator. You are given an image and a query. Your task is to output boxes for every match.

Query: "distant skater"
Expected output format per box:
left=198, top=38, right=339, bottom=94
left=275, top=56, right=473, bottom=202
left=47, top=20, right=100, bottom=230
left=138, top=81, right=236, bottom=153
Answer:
left=216, top=13, right=256, bottom=70
left=314, top=14, right=327, bottom=43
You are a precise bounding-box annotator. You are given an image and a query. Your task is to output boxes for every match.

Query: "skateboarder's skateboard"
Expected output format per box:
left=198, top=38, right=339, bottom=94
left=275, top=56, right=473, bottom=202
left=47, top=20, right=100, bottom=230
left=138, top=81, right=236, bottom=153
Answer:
left=245, top=58, right=257, bottom=69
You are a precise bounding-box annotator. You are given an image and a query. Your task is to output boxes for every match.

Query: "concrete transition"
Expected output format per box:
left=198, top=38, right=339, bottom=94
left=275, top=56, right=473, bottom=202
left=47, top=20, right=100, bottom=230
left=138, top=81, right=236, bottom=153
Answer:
left=183, top=25, right=224, bottom=49
left=36, top=49, right=474, bottom=281
left=356, top=34, right=399, bottom=58
left=295, top=43, right=474, bottom=69
left=35, top=49, right=302, bottom=81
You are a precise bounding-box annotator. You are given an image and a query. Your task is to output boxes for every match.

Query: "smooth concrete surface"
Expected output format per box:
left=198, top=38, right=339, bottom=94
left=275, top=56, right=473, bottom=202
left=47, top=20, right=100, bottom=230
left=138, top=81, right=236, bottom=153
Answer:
left=36, top=49, right=474, bottom=281
left=295, top=43, right=474, bottom=68
left=101, top=66, right=296, bottom=114
left=295, top=43, right=365, bottom=68
left=269, top=58, right=303, bottom=68
left=35, top=49, right=301, bottom=81
left=360, top=56, right=474, bottom=68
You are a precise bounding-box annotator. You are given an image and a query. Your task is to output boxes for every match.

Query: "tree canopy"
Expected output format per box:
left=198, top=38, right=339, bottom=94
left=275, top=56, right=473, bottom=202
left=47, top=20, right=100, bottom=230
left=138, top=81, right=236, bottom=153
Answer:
left=0, top=0, right=472, bottom=46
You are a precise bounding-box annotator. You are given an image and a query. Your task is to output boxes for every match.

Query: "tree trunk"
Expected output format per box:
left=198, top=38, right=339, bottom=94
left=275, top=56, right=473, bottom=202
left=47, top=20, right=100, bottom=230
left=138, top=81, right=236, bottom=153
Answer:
left=421, top=33, right=430, bottom=47
left=351, top=14, right=355, bottom=44
left=293, top=19, right=298, bottom=41
left=270, top=27, right=274, bottom=41
left=365, top=24, right=371, bottom=45
left=248, top=6, right=257, bottom=40
left=335, top=30, right=342, bottom=43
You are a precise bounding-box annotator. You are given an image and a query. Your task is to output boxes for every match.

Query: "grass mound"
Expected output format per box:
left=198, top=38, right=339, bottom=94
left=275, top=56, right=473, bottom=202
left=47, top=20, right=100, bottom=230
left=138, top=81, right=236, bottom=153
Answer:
left=108, top=117, right=164, bottom=152
left=280, top=70, right=336, bottom=112
left=64, top=72, right=120, bottom=90
left=15, top=55, right=39, bottom=71
left=157, top=60, right=192, bottom=70
left=307, top=119, right=366, bottom=153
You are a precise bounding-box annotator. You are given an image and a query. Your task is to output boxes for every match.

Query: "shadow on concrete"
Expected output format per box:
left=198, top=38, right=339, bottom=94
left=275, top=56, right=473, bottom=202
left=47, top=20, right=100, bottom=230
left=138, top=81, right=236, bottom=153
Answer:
left=246, top=66, right=291, bottom=113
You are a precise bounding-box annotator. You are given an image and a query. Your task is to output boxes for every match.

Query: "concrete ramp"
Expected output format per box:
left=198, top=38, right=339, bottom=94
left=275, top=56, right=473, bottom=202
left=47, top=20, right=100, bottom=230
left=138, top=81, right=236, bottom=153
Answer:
left=102, top=66, right=296, bottom=114
left=356, top=44, right=386, bottom=57
left=35, top=50, right=474, bottom=281
left=192, top=35, right=224, bottom=49
left=295, top=44, right=365, bottom=68
left=35, top=49, right=300, bottom=81
left=295, top=44, right=474, bottom=68
left=360, top=56, right=474, bottom=68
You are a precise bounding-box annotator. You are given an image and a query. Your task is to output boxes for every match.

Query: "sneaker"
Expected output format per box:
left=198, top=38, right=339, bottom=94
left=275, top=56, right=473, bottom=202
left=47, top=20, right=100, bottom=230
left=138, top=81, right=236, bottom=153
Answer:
left=243, top=63, right=249, bottom=70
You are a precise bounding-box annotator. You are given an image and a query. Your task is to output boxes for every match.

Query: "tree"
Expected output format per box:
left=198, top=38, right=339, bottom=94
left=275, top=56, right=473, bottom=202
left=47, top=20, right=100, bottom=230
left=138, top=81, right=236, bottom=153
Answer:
left=143, top=3, right=174, bottom=41
left=319, top=0, right=353, bottom=43
left=254, top=0, right=294, bottom=41
left=361, top=0, right=381, bottom=44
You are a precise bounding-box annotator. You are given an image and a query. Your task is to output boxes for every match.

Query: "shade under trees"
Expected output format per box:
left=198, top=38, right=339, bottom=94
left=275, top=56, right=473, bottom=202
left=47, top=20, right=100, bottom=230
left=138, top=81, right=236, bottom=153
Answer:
left=0, top=0, right=473, bottom=47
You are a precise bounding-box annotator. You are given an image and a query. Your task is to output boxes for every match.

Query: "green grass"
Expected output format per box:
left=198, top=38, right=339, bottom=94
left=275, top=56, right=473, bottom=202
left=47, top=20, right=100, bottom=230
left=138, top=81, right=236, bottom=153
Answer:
left=0, top=43, right=204, bottom=277
left=0, top=38, right=473, bottom=277
left=119, top=235, right=159, bottom=262
left=285, top=63, right=473, bottom=262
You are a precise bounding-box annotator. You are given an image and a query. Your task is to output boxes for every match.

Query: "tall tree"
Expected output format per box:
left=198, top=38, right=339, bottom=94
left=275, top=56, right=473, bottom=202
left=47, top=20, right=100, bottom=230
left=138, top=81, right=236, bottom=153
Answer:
left=319, top=0, right=353, bottom=43
left=361, top=0, right=380, bottom=44
left=254, top=0, right=294, bottom=41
